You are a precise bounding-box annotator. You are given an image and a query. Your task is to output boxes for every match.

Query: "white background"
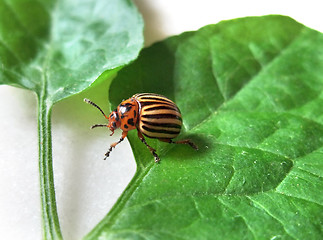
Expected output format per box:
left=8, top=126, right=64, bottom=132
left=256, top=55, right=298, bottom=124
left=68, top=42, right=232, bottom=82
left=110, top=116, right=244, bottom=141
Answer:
left=0, top=0, right=322, bottom=239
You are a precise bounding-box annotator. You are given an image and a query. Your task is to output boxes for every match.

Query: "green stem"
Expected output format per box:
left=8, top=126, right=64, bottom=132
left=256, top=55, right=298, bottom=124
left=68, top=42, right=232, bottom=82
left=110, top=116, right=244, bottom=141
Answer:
left=38, top=96, right=63, bottom=240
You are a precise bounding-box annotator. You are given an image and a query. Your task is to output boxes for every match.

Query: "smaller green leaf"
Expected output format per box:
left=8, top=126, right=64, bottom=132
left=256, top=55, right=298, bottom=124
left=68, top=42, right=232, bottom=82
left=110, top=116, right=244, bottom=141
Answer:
left=0, top=0, right=143, bottom=103
left=0, top=1, right=144, bottom=239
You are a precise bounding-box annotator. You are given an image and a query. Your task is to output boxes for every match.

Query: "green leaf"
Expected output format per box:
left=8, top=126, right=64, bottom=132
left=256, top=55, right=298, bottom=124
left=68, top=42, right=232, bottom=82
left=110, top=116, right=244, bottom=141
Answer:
left=0, top=0, right=143, bottom=103
left=0, top=0, right=143, bottom=239
left=85, top=15, right=323, bottom=239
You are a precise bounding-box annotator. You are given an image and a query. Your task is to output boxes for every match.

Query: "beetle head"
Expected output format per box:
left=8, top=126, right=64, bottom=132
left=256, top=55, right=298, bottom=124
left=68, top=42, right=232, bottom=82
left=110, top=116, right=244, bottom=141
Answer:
left=107, top=110, right=121, bottom=136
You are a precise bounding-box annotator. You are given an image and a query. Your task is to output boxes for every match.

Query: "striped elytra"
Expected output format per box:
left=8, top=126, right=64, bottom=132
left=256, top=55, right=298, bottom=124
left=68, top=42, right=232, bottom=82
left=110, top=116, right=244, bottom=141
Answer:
left=84, top=93, right=198, bottom=163
left=133, top=93, right=182, bottom=139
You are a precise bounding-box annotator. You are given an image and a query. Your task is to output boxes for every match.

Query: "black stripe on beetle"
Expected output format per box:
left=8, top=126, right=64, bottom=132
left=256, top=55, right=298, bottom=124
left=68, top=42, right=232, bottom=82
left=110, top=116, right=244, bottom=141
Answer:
left=144, top=105, right=178, bottom=112
left=139, top=101, right=175, bottom=108
left=142, top=125, right=180, bottom=134
left=141, top=114, right=182, bottom=121
left=141, top=120, right=181, bottom=128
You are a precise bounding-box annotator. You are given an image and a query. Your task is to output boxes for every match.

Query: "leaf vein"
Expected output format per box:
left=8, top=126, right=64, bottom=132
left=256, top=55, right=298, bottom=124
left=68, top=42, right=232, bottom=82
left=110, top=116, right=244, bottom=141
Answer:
left=188, top=27, right=308, bottom=132
left=0, top=38, right=23, bottom=64
left=295, top=165, right=322, bottom=179
left=218, top=197, right=257, bottom=240
left=247, top=196, right=297, bottom=239
left=2, top=0, right=39, bottom=43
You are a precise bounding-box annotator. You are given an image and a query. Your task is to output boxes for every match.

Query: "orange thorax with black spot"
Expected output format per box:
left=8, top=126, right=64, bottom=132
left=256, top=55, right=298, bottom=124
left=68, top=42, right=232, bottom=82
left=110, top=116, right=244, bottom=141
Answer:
left=117, top=98, right=139, bottom=131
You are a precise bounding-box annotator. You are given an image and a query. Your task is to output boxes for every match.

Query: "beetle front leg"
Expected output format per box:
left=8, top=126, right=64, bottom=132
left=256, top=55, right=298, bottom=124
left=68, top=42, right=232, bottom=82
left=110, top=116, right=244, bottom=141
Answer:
left=104, top=131, right=128, bottom=160
left=137, top=130, right=160, bottom=163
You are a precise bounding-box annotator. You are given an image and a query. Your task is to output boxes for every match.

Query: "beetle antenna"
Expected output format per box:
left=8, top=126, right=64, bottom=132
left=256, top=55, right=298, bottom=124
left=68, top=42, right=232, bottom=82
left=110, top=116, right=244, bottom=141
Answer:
left=91, top=124, right=107, bottom=129
left=84, top=98, right=109, bottom=119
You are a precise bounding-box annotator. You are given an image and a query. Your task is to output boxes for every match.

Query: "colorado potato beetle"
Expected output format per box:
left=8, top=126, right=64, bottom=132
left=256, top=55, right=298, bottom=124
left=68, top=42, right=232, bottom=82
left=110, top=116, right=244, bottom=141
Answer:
left=84, top=93, right=198, bottom=163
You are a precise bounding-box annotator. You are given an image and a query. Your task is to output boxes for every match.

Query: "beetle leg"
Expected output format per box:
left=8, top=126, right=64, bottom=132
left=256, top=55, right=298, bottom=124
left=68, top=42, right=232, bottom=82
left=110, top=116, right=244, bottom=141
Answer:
left=159, top=138, right=198, bottom=150
left=104, top=131, right=128, bottom=160
left=137, top=130, right=160, bottom=163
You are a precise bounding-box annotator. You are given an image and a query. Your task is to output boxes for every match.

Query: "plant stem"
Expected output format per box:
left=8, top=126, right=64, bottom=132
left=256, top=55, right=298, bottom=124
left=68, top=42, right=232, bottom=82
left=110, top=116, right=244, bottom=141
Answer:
left=38, top=96, right=63, bottom=240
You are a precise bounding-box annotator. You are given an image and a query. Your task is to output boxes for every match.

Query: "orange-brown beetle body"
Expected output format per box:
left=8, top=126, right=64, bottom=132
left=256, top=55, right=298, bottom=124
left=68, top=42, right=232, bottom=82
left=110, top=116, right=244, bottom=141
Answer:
left=85, top=93, right=197, bottom=162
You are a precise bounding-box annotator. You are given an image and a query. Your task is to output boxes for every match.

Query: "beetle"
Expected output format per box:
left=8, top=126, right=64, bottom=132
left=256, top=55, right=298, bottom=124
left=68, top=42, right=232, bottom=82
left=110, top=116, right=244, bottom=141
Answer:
left=84, top=93, right=198, bottom=162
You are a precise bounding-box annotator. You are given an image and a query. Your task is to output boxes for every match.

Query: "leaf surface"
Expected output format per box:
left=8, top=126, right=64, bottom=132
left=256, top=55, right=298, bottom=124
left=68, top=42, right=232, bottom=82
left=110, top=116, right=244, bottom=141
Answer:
left=86, top=15, right=323, bottom=240
left=0, top=0, right=143, bottom=102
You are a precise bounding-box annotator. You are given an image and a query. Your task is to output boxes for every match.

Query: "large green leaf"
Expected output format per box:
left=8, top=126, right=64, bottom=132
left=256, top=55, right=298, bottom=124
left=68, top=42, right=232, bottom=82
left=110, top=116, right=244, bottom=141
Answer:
left=85, top=15, right=323, bottom=239
left=0, top=0, right=143, bottom=239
